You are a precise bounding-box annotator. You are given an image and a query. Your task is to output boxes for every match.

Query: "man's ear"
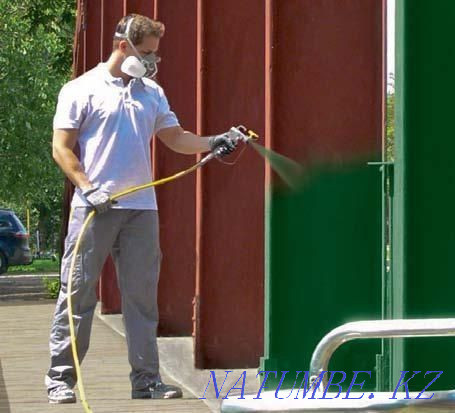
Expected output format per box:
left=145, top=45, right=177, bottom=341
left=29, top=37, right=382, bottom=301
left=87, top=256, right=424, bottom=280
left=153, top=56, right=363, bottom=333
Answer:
left=118, top=39, right=128, bottom=52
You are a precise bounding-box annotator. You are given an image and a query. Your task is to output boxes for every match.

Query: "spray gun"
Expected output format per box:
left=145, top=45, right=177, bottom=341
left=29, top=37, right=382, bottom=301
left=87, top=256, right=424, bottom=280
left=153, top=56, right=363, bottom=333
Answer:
left=200, top=125, right=259, bottom=165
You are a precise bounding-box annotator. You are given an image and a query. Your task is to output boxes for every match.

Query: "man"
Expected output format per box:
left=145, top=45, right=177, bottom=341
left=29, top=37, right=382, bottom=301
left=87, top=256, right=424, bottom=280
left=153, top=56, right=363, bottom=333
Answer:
left=46, top=13, right=239, bottom=404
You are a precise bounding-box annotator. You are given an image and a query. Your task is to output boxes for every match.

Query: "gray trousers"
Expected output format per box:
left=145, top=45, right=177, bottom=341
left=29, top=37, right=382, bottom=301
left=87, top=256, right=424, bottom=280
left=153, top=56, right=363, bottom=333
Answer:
left=46, top=208, right=162, bottom=391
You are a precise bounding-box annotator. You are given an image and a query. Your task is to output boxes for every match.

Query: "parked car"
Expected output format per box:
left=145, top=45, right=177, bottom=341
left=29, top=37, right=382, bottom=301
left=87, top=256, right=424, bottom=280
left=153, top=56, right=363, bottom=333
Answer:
left=0, top=208, right=32, bottom=274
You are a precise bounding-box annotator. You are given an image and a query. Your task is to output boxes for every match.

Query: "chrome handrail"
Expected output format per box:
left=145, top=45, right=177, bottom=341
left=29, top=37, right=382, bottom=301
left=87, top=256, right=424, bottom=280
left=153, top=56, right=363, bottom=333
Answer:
left=309, top=318, right=455, bottom=385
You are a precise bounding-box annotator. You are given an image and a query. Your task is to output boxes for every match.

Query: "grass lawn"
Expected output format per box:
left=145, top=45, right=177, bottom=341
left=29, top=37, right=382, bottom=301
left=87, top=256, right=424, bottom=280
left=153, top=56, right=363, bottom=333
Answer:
left=8, top=259, right=60, bottom=274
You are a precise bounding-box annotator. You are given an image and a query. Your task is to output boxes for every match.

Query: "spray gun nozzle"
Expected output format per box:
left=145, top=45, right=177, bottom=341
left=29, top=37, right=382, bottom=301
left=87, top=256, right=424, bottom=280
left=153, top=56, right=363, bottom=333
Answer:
left=231, top=125, right=259, bottom=144
left=247, top=130, right=259, bottom=141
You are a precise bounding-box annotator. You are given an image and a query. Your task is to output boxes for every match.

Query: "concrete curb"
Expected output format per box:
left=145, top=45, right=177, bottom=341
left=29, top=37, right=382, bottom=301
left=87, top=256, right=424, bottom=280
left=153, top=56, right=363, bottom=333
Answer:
left=1, top=273, right=59, bottom=278
left=0, top=272, right=60, bottom=279
left=0, top=273, right=60, bottom=301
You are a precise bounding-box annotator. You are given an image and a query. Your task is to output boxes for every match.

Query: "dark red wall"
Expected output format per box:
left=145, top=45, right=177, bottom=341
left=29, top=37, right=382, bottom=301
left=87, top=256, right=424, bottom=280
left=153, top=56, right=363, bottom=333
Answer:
left=153, top=0, right=198, bottom=336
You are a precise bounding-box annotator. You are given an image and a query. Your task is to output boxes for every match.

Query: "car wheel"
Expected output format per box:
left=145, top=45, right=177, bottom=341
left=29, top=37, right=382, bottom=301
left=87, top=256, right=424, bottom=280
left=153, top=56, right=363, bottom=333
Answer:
left=0, top=251, right=7, bottom=275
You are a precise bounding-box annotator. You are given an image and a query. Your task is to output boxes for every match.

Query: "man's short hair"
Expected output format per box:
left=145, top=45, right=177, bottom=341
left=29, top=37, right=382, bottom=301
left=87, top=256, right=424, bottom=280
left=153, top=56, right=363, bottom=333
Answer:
left=113, top=14, right=164, bottom=50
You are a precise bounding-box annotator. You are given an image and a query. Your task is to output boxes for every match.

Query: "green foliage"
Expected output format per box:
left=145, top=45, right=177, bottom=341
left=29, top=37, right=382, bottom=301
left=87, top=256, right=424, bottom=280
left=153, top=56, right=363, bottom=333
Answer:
left=0, top=0, right=76, bottom=251
left=42, top=276, right=61, bottom=299
left=386, top=93, right=395, bottom=161
left=386, top=73, right=395, bottom=161
left=8, top=258, right=60, bottom=274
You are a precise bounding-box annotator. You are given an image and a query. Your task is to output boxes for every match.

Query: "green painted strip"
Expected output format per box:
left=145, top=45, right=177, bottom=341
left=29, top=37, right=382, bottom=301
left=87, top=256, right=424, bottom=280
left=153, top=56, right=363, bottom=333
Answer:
left=264, top=161, right=382, bottom=390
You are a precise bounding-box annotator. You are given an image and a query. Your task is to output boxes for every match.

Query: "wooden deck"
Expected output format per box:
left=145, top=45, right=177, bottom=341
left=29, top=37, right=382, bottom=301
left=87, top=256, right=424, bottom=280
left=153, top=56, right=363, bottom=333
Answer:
left=0, top=301, right=210, bottom=413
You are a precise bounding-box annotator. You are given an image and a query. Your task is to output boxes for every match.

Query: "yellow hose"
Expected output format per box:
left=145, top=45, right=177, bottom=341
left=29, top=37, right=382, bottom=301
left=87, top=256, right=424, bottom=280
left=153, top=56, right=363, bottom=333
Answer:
left=111, top=161, right=203, bottom=201
left=67, top=209, right=95, bottom=412
left=66, top=156, right=213, bottom=412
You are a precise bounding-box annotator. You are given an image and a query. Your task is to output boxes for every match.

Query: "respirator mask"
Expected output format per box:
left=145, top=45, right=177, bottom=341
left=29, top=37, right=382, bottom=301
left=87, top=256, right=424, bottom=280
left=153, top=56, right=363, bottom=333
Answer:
left=115, top=17, right=161, bottom=79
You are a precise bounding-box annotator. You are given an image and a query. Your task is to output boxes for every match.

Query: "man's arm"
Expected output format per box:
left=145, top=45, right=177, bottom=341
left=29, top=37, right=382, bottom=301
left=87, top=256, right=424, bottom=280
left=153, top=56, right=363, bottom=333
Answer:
left=52, top=129, right=92, bottom=190
left=156, top=126, right=211, bottom=154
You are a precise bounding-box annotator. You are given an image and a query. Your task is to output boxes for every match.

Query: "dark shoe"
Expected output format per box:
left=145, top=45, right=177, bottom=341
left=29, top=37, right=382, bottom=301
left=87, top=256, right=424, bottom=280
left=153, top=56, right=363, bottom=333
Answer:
left=48, top=384, right=76, bottom=404
left=132, top=382, right=183, bottom=399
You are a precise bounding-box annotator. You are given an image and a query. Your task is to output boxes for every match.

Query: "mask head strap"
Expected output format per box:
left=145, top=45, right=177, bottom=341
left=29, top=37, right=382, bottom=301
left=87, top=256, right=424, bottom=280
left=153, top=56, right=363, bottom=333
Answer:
left=115, top=16, right=142, bottom=57
left=115, top=16, right=134, bottom=40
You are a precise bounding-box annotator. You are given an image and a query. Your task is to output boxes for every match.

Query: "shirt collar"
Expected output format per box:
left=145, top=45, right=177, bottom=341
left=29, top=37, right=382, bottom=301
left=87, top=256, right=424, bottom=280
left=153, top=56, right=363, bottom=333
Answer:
left=97, top=63, right=145, bottom=88
left=97, top=62, right=122, bottom=84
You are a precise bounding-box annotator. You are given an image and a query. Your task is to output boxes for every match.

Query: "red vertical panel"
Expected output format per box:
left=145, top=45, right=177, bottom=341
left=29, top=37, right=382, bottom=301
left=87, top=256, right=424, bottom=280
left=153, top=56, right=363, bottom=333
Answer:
left=265, top=0, right=274, bottom=188
left=99, top=258, right=122, bottom=314
left=84, top=0, right=102, bottom=71
left=154, top=0, right=198, bottom=336
left=101, top=0, right=124, bottom=61
left=272, top=1, right=382, bottom=162
left=195, top=1, right=265, bottom=368
left=194, top=0, right=204, bottom=356
left=125, top=0, right=154, bottom=16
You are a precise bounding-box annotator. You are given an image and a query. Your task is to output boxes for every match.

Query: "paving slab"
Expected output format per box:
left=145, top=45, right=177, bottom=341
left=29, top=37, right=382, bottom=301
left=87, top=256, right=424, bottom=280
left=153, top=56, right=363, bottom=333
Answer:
left=0, top=301, right=210, bottom=413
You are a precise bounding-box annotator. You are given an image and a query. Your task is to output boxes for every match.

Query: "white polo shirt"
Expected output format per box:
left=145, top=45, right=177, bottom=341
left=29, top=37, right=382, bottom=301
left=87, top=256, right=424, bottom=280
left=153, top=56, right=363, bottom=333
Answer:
left=53, top=63, right=180, bottom=210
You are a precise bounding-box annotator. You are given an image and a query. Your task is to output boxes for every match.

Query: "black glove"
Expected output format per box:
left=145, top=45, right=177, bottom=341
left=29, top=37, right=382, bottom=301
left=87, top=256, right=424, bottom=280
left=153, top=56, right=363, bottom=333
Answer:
left=81, top=186, right=112, bottom=214
left=208, top=130, right=239, bottom=158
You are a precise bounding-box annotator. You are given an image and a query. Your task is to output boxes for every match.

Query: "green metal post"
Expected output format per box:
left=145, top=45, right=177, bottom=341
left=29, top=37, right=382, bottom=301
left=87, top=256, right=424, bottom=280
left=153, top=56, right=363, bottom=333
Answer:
left=393, top=0, right=455, bottom=390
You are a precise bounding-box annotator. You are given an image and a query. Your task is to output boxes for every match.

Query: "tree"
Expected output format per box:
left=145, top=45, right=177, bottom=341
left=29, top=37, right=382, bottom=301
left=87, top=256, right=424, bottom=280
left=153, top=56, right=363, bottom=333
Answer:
left=0, top=0, right=76, bottom=252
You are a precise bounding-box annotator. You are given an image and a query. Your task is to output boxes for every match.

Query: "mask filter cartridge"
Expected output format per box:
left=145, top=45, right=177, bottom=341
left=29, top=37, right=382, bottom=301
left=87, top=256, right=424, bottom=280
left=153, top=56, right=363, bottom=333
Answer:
left=121, top=56, right=147, bottom=78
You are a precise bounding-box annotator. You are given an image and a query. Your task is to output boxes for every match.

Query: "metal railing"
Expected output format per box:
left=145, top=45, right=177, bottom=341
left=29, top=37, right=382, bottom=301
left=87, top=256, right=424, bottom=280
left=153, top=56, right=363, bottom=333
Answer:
left=309, top=318, right=455, bottom=386
left=221, top=318, right=455, bottom=412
